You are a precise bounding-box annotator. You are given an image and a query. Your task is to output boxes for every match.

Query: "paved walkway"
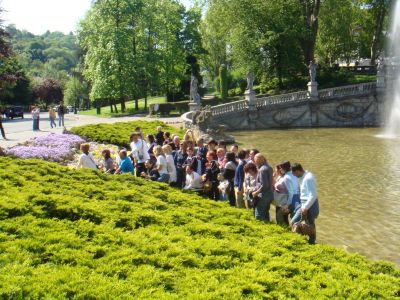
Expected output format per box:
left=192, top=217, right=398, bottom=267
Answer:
left=0, top=113, right=182, bottom=148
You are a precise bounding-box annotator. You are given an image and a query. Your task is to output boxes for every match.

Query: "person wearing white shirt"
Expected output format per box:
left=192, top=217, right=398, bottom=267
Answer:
left=162, top=144, right=177, bottom=184
left=279, top=161, right=301, bottom=213
left=153, top=145, right=170, bottom=183
left=291, top=163, right=319, bottom=244
left=184, top=165, right=203, bottom=191
left=130, top=132, right=150, bottom=177
left=77, top=143, right=98, bottom=170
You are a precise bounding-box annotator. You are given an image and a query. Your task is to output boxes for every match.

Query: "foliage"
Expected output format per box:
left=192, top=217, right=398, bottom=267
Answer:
left=0, top=157, right=399, bottom=298
left=78, top=0, right=202, bottom=111
left=64, top=77, right=89, bottom=109
left=5, top=133, right=84, bottom=162
left=200, top=0, right=389, bottom=93
left=149, top=101, right=189, bottom=116
left=32, top=78, right=63, bottom=107
left=219, top=64, right=228, bottom=100
left=6, top=25, right=78, bottom=85
left=70, top=121, right=184, bottom=148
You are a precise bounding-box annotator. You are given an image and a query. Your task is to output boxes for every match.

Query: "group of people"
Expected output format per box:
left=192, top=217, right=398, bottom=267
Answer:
left=77, top=127, right=320, bottom=244
left=31, top=101, right=66, bottom=131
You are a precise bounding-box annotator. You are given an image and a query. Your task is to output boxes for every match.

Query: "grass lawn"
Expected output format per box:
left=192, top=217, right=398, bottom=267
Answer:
left=79, top=96, right=167, bottom=118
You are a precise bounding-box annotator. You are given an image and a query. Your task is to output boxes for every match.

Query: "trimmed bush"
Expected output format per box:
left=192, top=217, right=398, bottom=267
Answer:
left=149, top=102, right=189, bottom=116
left=70, top=121, right=185, bottom=148
left=0, top=157, right=399, bottom=298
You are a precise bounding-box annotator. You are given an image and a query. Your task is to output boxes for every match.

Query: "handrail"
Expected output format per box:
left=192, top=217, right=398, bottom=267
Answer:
left=211, top=100, right=248, bottom=117
left=319, top=82, right=376, bottom=100
left=255, top=91, right=309, bottom=109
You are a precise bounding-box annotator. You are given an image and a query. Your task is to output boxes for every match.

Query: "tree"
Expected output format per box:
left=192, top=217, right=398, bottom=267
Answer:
left=299, top=0, right=321, bottom=64
left=316, top=0, right=358, bottom=65
left=78, top=0, right=189, bottom=109
left=364, top=0, right=391, bottom=64
left=64, top=77, right=89, bottom=109
left=219, top=64, right=228, bottom=99
left=33, top=78, right=63, bottom=108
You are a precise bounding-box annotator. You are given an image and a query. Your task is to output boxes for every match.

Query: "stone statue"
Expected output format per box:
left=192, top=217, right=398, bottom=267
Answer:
left=190, top=75, right=201, bottom=105
left=246, top=71, right=254, bottom=91
left=309, top=61, right=317, bottom=83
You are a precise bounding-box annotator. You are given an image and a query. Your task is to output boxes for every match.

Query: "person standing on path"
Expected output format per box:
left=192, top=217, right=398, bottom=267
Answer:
left=0, top=115, right=6, bottom=139
left=252, top=154, right=274, bottom=221
left=57, top=101, right=66, bottom=127
left=31, top=106, right=40, bottom=131
left=290, top=163, right=319, bottom=244
left=49, top=107, right=57, bottom=128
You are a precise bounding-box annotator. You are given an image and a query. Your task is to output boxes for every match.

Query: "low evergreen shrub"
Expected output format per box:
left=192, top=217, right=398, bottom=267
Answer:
left=70, top=121, right=185, bottom=148
left=0, top=157, right=399, bottom=298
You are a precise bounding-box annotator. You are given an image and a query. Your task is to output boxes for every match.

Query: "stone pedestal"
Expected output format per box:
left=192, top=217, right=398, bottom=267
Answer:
left=189, top=102, right=202, bottom=112
left=308, top=81, right=319, bottom=101
left=245, top=89, right=256, bottom=106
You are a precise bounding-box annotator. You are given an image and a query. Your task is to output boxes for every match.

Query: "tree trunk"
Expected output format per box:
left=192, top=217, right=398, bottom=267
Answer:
left=120, top=97, right=126, bottom=112
left=370, top=2, right=386, bottom=66
left=299, top=0, right=321, bottom=64
left=135, top=97, right=139, bottom=110
left=109, top=99, right=114, bottom=113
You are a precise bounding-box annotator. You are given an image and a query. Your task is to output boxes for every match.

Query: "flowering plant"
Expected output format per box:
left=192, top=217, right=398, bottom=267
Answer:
left=5, top=133, right=85, bottom=163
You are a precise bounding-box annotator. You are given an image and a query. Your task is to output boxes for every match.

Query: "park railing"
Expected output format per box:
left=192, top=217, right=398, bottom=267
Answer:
left=319, top=82, right=376, bottom=100
left=210, top=100, right=248, bottom=117
left=254, top=91, right=309, bottom=109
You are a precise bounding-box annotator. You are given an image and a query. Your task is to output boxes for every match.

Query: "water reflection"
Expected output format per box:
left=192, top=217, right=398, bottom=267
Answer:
left=233, top=128, right=400, bottom=265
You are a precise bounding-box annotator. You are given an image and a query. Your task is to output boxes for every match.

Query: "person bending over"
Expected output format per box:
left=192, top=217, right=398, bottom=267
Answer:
left=291, top=163, right=319, bottom=244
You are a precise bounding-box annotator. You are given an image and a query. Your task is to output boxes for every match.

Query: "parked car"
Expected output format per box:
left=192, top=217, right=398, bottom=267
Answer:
left=67, top=106, right=74, bottom=113
left=5, top=106, right=24, bottom=119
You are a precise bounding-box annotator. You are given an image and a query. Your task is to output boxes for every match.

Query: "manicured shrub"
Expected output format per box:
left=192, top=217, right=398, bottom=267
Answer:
left=149, top=102, right=189, bottom=116
left=219, top=64, right=228, bottom=100
left=70, top=121, right=185, bottom=148
left=0, top=157, right=399, bottom=298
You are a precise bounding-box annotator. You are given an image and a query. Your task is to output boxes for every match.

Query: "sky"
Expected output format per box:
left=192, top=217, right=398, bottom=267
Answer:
left=1, top=0, right=192, bottom=35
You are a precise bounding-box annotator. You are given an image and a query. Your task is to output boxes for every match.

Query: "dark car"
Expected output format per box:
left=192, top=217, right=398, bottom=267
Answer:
left=5, top=106, right=24, bottom=119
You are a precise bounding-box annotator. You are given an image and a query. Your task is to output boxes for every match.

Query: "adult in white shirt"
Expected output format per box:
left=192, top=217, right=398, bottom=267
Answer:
left=291, top=163, right=319, bottom=244
left=162, top=144, right=177, bottom=184
left=153, top=145, right=170, bottom=183
left=77, top=143, right=98, bottom=170
left=130, top=132, right=150, bottom=177
left=184, top=165, right=203, bottom=191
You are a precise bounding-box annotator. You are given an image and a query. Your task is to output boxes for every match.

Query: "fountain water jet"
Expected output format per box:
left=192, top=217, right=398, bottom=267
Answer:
left=383, top=0, right=400, bottom=138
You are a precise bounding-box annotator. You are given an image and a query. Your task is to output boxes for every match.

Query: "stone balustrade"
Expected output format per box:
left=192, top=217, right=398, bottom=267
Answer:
left=255, top=91, right=309, bottom=109
left=319, top=82, right=377, bottom=100
left=211, top=100, right=248, bottom=117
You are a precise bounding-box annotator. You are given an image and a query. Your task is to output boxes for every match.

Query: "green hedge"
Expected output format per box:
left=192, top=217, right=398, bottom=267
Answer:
left=149, top=102, right=189, bottom=116
left=70, top=121, right=185, bottom=148
left=0, top=157, right=399, bottom=299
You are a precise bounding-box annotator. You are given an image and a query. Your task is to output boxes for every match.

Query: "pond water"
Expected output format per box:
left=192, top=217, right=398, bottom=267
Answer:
left=233, top=128, right=400, bottom=266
